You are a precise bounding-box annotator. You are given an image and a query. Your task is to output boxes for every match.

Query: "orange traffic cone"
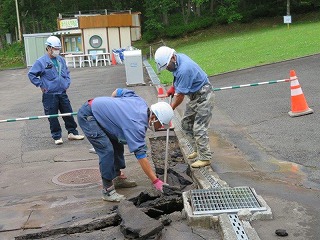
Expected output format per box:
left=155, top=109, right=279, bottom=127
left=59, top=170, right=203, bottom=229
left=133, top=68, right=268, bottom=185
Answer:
left=156, top=85, right=175, bottom=131
left=157, top=85, right=166, bottom=99
left=288, top=69, right=313, bottom=117
left=111, top=53, right=116, bottom=65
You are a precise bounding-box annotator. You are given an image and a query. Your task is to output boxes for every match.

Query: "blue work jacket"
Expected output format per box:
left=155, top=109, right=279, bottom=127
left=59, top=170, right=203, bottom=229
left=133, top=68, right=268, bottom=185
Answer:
left=91, top=89, right=149, bottom=159
left=28, top=54, right=71, bottom=94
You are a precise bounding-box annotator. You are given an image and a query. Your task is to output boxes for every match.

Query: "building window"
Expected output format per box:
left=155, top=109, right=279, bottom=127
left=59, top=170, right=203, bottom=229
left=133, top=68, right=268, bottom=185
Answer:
left=64, top=35, right=82, bottom=53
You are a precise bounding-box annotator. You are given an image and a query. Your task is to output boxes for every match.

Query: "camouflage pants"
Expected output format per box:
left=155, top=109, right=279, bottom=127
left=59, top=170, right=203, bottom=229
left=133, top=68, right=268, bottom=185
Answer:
left=181, top=83, right=214, bottom=160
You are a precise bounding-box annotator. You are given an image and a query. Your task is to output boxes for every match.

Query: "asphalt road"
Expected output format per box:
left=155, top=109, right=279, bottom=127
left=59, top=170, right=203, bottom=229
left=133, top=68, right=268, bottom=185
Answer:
left=205, top=54, right=320, bottom=239
left=209, top=54, right=320, bottom=190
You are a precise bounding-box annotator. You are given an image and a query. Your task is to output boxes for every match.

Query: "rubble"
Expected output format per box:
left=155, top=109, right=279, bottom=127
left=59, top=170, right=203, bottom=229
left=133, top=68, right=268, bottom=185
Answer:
left=117, top=200, right=164, bottom=239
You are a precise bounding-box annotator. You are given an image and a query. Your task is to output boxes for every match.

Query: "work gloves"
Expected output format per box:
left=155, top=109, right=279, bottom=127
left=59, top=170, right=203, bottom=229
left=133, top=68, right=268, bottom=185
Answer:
left=153, top=178, right=182, bottom=195
left=166, top=86, right=175, bottom=97
left=153, top=178, right=168, bottom=192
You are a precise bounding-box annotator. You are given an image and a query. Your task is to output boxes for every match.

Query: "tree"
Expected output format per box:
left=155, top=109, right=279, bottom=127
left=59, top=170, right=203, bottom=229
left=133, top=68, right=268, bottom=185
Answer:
left=192, top=0, right=209, bottom=16
left=0, top=0, right=17, bottom=47
left=215, top=0, right=242, bottom=24
left=0, top=0, right=319, bottom=46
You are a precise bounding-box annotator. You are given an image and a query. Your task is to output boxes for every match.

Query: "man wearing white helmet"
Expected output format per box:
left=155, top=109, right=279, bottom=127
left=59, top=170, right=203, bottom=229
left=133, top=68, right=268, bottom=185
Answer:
left=77, top=88, right=174, bottom=202
left=28, top=36, right=84, bottom=145
left=155, top=46, right=214, bottom=168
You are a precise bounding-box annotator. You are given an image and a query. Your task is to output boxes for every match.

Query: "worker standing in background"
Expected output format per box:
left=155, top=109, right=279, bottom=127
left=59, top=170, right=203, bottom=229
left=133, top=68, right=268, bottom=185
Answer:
left=28, top=36, right=84, bottom=145
left=77, top=88, right=174, bottom=202
left=154, top=46, right=214, bottom=168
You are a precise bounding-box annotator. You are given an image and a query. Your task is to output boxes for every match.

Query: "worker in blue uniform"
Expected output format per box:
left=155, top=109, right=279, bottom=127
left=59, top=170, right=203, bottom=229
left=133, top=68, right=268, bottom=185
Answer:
left=77, top=88, right=174, bottom=202
left=28, top=36, right=84, bottom=145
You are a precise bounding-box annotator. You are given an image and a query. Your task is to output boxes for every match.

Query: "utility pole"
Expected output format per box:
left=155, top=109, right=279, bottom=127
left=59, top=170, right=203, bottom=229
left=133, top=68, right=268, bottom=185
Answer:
left=284, top=0, right=291, bottom=29
left=15, top=0, right=22, bottom=42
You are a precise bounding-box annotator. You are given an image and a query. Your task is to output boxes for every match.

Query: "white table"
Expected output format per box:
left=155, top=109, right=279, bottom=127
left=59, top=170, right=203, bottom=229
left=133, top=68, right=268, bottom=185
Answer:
left=64, top=54, right=83, bottom=68
left=64, top=53, right=111, bottom=68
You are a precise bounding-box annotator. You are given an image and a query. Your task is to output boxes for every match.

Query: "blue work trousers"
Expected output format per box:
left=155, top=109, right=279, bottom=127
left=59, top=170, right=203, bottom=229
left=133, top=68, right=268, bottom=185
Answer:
left=42, top=92, right=78, bottom=140
left=77, top=102, right=125, bottom=187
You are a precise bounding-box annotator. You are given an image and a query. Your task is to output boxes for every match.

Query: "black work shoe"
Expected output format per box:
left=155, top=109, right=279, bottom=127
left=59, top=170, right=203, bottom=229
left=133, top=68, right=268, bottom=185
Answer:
left=113, top=177, right=137, bottom=188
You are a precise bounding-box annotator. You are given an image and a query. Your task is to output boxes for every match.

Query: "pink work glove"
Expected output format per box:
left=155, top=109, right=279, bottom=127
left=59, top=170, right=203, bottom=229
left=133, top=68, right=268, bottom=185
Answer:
left=166, top=86, right=175, bottom=97
left=153, top=178, right=167, bottom=192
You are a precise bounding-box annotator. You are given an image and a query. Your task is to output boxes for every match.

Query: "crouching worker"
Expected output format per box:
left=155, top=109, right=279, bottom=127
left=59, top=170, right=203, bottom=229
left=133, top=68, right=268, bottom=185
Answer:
left=77, top=88, right=174, bottom=202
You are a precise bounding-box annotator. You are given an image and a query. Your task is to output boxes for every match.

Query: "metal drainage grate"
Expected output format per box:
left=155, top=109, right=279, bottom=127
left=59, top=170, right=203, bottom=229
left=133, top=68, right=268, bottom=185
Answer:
left=229, top=214, right=249, bottom=240
left=199, top=168, right=222, bottom=188
left=191, top=187, right=266, bottom=215
left=52, top=168, right=101, bottom=187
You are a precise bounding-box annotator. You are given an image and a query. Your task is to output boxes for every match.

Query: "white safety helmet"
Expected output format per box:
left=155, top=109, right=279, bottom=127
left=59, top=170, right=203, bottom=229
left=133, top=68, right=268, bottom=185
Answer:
left=154, top=46, right=176, bottom=72
left=150, top=102, right=174, bottom=128
left=45, top=36, right=61, bottom=49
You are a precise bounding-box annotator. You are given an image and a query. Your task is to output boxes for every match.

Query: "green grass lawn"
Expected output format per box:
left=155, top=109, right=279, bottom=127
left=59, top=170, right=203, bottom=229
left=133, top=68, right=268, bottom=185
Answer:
left=136, top=14, right=320, bottom=84
left=180, top=22, right=320, bottom=75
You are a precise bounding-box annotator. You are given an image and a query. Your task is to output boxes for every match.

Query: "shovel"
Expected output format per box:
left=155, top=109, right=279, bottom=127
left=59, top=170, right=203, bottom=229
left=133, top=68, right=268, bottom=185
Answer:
left=164, top=95, right=173, bottom=183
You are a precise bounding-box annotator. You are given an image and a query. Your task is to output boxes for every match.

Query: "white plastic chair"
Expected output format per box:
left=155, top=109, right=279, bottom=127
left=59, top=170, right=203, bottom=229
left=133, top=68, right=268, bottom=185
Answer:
left=95, top=53, right=107, bottom=66
left=79, top=54, right=92, bottom=67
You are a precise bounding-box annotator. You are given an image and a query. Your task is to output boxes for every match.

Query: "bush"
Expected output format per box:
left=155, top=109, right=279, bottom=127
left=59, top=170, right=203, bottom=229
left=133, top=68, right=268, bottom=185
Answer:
left=142, top=31, right=159, bottom=43
left=0, top=42, right=25, bottom=69
left=292, top=2, right=318, bottom=14
left=162, top=16, right=215, bottom=39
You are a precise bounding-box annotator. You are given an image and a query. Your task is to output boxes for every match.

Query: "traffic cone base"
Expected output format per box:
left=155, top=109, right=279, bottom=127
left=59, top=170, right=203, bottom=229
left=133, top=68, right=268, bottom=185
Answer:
left=288, top=70, right=313, bottom=117
left=288, top=108, right=313, bottom=117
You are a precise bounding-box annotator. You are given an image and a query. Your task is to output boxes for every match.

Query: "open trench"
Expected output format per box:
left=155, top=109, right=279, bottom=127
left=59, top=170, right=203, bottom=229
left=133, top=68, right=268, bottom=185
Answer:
left=130, top=135, right=195, bottom=217
left=116, top=134, right=196, bottom=239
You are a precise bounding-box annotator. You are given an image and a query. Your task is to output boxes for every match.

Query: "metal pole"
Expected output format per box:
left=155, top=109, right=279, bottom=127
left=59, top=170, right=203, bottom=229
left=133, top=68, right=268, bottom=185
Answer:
left=15, top=0, right=22, bottom=42
left=164, top=96, right=172, bottom=183
left=212, top=78, right=291, bottom=92
left=164, top=126, right=170, bottom=183
left=149, top=46, right=152, bottom=60
left=0, top=112, right=77, bottom=123
left=287, top=0, right=291, bottom=29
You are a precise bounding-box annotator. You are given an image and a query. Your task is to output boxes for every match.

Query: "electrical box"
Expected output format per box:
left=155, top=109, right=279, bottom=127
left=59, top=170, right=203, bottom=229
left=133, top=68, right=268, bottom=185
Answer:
left=123, top=50, right=144, bottom=85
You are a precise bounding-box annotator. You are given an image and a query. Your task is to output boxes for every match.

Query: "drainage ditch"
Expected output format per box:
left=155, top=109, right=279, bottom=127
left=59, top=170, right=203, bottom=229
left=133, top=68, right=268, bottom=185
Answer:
left=129, top=135, right=194, bottom=218
left=149, top=135, right=194, bottom=190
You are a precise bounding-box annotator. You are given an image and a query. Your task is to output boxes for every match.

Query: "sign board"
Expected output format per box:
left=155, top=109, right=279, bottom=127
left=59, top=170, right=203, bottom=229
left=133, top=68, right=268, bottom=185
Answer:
left=283, top=15, right=292, bottom=24
left=59, top=19, right=79, bottom=29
